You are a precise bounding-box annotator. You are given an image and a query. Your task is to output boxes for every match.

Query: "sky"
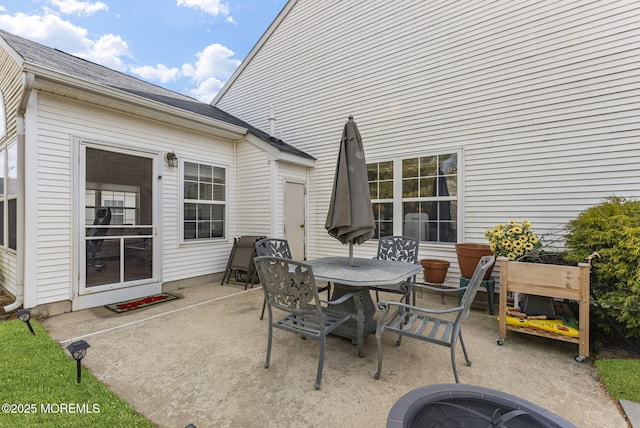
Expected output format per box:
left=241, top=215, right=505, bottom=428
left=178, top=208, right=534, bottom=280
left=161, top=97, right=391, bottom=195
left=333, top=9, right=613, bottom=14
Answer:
left=0, top=0, right=288, bottom=102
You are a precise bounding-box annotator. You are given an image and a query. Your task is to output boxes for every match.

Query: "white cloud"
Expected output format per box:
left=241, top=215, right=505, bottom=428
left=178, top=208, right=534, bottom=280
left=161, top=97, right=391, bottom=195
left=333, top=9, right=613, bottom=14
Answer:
left=0, top=12, right=131, bottom=71
left=0, top=8, right=239, bottom=101
left=0, top=12, right=92, bottom=52
left=84, top=34, right=131, bottom=71
left=182, top=43, right=240, bottom=82
left=186, top=76, right=225, bottom=102
left=181, top=43, right=240, bottom=101
left=176, top=0, right=234, bottom=22
left=177, top=0, right=229, bottom=15
left=130, top=64, right=181, bottom=84
left=46, top=0, right=108, bottom=16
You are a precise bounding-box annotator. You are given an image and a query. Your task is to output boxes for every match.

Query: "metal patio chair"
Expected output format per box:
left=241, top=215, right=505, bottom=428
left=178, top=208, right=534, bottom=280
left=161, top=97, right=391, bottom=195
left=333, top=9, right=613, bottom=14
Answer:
left=369, top=236, right=419, bottom=305
left=221, top=235, right=265, bottom=289
left=255, top=238, right=330, bottom=319
left=374, top=255, right=495, bottom=383
left=253, top=256, right=357, bottom=390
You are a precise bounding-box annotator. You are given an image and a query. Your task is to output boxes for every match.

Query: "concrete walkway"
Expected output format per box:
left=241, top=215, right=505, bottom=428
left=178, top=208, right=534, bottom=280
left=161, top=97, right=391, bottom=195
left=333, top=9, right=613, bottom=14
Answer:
left=43, top=282, right=629, bottom=427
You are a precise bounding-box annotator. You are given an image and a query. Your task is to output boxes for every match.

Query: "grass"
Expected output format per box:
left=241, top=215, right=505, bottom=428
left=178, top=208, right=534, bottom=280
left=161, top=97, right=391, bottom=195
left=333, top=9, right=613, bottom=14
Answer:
left=595, top=358, right=640, bottom=402
left=0, top=320, right=152, bottom=427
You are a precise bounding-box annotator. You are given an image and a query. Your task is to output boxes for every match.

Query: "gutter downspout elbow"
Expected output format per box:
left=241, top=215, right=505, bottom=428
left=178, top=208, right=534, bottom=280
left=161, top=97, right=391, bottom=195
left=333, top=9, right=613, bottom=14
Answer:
left=4, top=71, right=34, bottom=312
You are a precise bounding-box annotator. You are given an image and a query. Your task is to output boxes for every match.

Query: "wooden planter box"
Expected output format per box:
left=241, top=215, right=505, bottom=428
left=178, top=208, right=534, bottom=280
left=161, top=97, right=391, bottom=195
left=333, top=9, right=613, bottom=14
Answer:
left=497, top=257, right=591, bottom=360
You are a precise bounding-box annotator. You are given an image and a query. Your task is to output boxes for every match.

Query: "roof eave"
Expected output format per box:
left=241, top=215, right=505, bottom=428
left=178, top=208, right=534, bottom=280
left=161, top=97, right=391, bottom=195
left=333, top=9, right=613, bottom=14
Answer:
left=245, top=133, right=315, bottom=168
left=26, top=63, right=248, bottom=139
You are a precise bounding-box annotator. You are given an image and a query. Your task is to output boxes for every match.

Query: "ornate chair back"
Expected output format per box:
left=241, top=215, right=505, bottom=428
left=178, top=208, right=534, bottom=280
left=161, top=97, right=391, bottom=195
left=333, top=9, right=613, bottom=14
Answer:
left=376, top=236, right=419, bottom=264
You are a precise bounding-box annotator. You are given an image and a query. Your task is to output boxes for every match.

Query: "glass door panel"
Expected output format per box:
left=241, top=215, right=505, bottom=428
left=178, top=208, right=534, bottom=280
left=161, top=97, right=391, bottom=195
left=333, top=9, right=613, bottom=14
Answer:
left=83, top=148, right=154, bottom=292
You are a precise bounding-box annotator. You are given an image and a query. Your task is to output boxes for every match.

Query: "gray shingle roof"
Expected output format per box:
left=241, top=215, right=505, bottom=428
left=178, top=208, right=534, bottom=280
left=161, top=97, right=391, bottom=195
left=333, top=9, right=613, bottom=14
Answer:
left=0, top=29, right=313, bottom=160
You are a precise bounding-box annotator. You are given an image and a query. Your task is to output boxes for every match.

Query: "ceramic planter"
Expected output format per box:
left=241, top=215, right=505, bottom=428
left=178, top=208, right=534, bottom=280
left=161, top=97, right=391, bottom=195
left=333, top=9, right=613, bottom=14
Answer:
left=455, top=243, right=494, bottom=280
left=420, top=259, right=450, bottom=284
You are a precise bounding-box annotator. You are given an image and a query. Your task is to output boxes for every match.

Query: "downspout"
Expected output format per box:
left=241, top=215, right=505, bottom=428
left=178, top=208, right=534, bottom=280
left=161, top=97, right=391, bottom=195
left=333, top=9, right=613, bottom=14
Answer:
left=4, top=72, right=33, bottom=311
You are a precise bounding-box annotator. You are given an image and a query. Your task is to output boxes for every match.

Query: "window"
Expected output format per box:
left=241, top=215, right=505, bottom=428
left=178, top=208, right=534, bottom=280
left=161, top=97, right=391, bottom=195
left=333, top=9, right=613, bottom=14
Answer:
left=368, top=152, right=458, bottom=243
left=7, top=143, right=17, bottom=250
left=0, top=91, right=6, bottom=139
left=0, top=147, right=4, bottom=246
left=183, top=161, right=225, bottom=240
left=86, top=188, right=139, bottom=225
left=368, top=161, right=394, bottom=238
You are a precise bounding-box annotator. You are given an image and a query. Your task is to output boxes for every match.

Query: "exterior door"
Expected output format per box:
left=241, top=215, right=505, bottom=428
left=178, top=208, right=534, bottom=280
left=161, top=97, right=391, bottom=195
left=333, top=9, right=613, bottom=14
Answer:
left=74, top=145, right=160, bottom=310
left=284, top=181, right=305, bottom=260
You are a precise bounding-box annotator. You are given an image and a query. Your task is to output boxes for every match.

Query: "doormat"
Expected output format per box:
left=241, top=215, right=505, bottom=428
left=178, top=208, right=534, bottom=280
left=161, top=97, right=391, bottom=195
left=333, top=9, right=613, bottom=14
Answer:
left=105, top=293, right=180, bottom=314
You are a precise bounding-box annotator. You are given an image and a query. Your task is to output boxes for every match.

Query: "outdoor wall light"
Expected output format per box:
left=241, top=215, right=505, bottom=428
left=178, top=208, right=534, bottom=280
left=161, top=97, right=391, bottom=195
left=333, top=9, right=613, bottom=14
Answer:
left=66, top=340, right=91, bottom=383
left=165, top=151, right=178, bottom=167
left=17, top=308, right=35, bottom=335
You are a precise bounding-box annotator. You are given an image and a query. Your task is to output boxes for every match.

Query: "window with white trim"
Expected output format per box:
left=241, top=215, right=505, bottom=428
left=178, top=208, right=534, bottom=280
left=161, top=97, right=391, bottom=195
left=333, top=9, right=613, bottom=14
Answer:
left=368, top=152, right=458, bottom=243
left=183, top=161, right=225, bottom=240
left=6, top=142, right=17, bottom=250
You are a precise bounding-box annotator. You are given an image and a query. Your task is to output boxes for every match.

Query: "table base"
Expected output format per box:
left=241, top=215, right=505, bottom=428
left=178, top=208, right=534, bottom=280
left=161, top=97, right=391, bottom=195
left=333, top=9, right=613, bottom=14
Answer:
left=329, top=283, right=377, bottom=357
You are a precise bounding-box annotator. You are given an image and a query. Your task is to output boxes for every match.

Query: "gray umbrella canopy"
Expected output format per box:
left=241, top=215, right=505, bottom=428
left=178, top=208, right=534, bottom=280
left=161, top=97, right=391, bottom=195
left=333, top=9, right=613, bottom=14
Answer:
left=325, top=117, right=375, bottom=255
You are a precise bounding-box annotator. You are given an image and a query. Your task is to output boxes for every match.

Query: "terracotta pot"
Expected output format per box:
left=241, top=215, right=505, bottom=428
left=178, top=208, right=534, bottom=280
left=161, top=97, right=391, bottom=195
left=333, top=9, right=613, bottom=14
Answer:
left=455, top=243, right=494, bottom=280
left=420, top=259, right=450, bottom=284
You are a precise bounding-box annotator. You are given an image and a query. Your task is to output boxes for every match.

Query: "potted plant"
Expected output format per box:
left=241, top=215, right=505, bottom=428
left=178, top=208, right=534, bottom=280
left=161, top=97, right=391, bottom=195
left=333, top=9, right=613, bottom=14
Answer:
left=455, top=243, right=494, bottom=279
left=484, top=219, right=542, bottom=262
left=420, top=259, right=450, bottom=284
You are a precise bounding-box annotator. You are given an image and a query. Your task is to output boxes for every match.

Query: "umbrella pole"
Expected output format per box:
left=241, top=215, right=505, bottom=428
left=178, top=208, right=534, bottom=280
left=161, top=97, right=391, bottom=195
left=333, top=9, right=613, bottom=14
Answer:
left=348, top=241, right=354, bottom=266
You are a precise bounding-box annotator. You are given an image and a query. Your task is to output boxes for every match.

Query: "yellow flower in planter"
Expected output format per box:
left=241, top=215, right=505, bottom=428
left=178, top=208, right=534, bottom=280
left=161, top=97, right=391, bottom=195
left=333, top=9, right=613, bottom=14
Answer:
left=484, top=219, right=542, bottom=261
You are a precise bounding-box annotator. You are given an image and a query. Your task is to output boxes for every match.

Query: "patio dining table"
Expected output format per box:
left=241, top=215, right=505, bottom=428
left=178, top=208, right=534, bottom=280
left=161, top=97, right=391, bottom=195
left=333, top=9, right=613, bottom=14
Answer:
left=307, top=256, right=422, bottom=357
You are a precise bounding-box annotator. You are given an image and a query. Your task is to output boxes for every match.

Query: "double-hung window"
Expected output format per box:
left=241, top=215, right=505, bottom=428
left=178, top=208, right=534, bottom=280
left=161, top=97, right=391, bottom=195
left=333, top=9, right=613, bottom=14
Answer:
left=183, top=161, right=226, bottom=241
left=368, top=152, right=458, bottom=243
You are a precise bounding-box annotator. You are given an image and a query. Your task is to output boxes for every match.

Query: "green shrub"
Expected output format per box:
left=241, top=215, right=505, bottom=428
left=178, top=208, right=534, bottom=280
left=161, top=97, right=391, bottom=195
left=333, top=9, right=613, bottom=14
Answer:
left=564, top=196, right=640, bottom=338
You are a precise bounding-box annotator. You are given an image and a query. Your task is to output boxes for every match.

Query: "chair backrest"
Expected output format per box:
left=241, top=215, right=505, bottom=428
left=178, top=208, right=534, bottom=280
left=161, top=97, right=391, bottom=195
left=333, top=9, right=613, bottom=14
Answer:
left=458, top=255, right=495, bottom=321
left=376, top=236, right=419, bottom=264
left=253, top=256, right=321, bottom=316
left=255, top=238, right=292, bottom=259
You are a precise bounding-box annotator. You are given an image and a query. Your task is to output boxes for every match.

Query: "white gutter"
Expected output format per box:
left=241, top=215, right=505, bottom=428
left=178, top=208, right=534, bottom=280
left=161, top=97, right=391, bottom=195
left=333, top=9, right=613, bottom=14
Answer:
left=4, top=72, right=33, bottom=312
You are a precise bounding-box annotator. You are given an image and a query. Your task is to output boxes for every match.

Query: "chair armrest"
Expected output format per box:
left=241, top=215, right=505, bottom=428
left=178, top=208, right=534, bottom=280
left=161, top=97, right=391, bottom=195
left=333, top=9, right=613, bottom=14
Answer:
left=408, top=282, right=468, bottom=295
left=377, top=299, right=463, bottom=316
left=320, top=291, right=357, bottom=306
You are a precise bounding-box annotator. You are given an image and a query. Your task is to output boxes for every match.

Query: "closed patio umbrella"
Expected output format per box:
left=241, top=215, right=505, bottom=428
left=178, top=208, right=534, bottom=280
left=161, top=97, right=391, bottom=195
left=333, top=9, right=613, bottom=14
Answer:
left=325, top=116, right=375, bottom=265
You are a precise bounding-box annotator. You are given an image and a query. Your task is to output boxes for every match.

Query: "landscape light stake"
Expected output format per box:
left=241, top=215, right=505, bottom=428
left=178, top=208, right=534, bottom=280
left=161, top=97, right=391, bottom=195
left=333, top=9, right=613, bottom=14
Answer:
left=66, top=340, right=91, bottom=383
left=16, top=308, right=35, bottom=335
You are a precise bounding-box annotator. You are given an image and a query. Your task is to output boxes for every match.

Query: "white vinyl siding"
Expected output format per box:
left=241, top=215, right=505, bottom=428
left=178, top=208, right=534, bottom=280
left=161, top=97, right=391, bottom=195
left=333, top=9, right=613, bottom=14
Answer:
left=0, top=46, right=24, bottom=296
left=234, top=140, right=273, bottom=236
left=29, top=93, right=237, bottom=304
left=215, top=0, right=640, bottom=269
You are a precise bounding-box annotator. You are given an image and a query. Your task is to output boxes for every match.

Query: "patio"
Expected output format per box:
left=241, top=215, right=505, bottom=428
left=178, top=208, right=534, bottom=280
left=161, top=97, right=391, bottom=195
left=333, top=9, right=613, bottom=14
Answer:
left=42, top=280, right=627, bottom=427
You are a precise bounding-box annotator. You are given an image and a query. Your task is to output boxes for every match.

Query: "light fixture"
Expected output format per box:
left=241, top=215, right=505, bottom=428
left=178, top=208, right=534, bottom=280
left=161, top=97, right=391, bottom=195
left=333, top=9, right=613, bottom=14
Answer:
left=17, top=308, right=35, bottom=335
left=67, top=340, right=91, bottom=383
left=165, top=151, right=178, bottom=167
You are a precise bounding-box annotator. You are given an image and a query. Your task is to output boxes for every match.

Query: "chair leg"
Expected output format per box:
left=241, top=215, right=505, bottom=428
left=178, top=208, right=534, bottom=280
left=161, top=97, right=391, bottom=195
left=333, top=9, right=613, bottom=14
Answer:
left=265, top=321, right=273, bottom=369
left=450, top=344, right=460, bottom=383
left=374, top=328, right=384, bottom=380
left=450, top=330, right=471, bottom=384
left=375, top=289, right=380, bottom=303
left=315, top=335, right=326, bottom=390
left=458, top=331, right=472, bottom=366
left=260, top=297, right=267, bottom=320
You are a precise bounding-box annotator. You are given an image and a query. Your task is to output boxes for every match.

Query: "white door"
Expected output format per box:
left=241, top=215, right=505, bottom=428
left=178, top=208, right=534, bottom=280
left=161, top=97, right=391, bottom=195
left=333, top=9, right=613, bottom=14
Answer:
left=284, top=181, right=305, bottom=260
left=73, top=144, right=161, bottom=310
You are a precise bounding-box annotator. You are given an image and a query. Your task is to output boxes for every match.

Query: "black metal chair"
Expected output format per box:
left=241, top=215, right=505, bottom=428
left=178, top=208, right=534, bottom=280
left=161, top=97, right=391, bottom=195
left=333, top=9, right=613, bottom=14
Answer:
left=369, top=236, right=419, bottom=304
left=255, top=238, right=330, bottom=319
left=253, top=256, right=357, bottom=390
left=374, top=255, right=495, bottom=383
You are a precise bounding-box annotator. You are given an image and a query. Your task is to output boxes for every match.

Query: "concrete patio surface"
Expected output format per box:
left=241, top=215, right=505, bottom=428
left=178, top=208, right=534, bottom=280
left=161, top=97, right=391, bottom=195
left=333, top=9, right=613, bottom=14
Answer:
left=42, top=281, right=629, bottom=427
